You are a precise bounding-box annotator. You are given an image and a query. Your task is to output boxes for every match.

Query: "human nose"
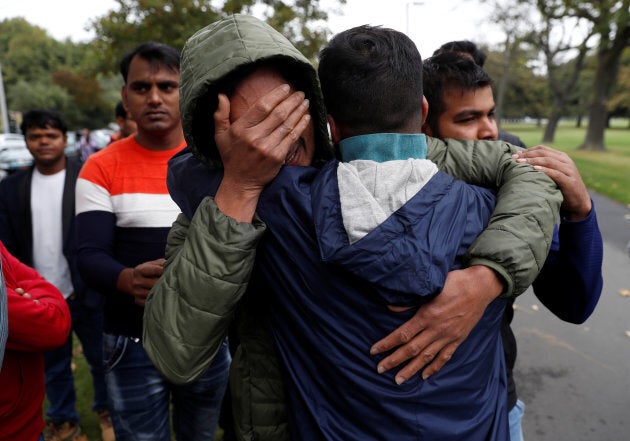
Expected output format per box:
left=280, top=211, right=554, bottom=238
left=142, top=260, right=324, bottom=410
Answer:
left=479, top=118, right=498, bottom=140
left=147, top=85, right=162, bottom=105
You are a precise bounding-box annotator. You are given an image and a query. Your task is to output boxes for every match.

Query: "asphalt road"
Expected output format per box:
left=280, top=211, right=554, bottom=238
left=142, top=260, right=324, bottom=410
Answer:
left=513, top=191, right=630, bottom=441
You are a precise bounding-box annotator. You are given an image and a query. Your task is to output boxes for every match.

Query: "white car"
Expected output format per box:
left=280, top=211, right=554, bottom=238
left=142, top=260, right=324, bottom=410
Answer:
left=0, top=133, right=32, bottom=179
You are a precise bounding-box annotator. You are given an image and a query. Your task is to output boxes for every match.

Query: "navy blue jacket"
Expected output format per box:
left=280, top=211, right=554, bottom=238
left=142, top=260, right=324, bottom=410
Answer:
left=0, top=158, right=101, bottom=308
left=254, top=163, right=508, bottom=440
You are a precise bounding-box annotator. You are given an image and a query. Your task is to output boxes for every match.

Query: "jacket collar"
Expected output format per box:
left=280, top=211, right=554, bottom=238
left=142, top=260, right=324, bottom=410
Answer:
left=339, top=133, right=427, bottom=163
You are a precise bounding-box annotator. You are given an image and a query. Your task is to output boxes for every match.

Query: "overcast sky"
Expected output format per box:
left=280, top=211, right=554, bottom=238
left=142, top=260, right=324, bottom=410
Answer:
left=0, top=0, right=504, bottom=57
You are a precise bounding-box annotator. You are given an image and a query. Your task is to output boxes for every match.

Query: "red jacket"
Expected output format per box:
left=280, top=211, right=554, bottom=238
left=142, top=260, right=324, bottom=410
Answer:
left=0, top=242, right=71, bottom=441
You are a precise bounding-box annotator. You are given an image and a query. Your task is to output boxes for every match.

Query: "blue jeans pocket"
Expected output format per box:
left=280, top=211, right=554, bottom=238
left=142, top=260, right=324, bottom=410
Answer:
left=102, top=333, right=128, bottom=373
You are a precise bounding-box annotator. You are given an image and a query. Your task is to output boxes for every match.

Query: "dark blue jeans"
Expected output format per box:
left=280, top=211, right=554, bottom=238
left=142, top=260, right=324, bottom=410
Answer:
left=103, top=333, right=230, bottom=441
left=44, top=293, right=108, bottom=423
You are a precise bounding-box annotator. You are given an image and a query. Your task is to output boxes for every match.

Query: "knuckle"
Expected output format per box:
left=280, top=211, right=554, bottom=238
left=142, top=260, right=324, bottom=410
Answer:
left=255, top=99, right=274, bottom=115
left=404, top=344, right=421, bottom=357
left=398, top=330, right=412, bottom=343
left=272, top=106, right=290, bottom=124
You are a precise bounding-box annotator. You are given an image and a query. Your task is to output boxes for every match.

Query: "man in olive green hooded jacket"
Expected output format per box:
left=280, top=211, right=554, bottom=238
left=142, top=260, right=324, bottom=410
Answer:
left=144, top=14, right=561, bottom=441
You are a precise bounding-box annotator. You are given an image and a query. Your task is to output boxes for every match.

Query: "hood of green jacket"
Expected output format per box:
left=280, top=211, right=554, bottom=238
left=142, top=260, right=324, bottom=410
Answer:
left=180, top=14, right=334, bottom=168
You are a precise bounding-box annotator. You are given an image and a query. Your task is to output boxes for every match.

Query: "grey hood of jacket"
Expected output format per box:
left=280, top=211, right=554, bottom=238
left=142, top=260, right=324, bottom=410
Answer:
left=179, top=14, right=335, bottom=169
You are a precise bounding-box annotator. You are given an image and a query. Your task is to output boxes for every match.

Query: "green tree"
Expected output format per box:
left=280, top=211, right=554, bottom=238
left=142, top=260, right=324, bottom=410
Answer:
left=8, top=79, right=73, bottom=116
left=90, top=0, right=345, bottom=73
left=571, top=0, right=630, bottom=150
left=608, top=47, right=630, bottom=127
left=528, top=0, right=595, bottom=143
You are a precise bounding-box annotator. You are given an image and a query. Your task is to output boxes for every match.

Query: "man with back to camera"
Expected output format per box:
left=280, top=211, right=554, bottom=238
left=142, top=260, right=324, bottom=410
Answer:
left=75, top=41, right=230, bottom=440
left=144, top=15, right=563, bottom=440
left=0, top=108, right=114, bottom=441
left=420, top=50, right=603, bottom=441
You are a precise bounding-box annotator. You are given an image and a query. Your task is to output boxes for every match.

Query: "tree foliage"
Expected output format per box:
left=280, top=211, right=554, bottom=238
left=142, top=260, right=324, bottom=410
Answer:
left=90, top=0, right=344, bottom=73
left=526, top=0, right=595, bottom=142
left=609, top=48, right=630, bottom=124
left=0, top=18, right=113, bottom=129
left=564, top=0, right=630, bottom=150
left=0, top=1, right=344, bottom=132
left=482, top=0, right=630, bottom=149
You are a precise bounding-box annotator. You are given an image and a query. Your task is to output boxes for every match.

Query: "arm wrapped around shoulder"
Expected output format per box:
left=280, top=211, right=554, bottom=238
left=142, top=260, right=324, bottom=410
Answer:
left=427, top=136, right=562, bottom=297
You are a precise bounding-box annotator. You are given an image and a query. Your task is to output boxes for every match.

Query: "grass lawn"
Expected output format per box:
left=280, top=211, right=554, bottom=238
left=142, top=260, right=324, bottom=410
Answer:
left=501, top=120, right=630, bottom=206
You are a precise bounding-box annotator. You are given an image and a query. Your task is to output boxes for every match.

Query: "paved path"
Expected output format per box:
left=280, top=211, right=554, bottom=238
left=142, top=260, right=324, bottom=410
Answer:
left=514, top=191, right=630, bottom=441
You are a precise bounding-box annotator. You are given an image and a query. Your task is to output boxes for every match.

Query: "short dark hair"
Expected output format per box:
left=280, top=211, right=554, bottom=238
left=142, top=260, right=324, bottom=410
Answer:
left=318, top=25, right=424, bottom=137
left=20, top=109, right=67, bottom=135
left=433, top=40, right=487, bottom=67
left=120, top=41, right=180, bottom=83
left=422, top=52, right=494, bottom=135
left=115, top=101, right=127, bottom=119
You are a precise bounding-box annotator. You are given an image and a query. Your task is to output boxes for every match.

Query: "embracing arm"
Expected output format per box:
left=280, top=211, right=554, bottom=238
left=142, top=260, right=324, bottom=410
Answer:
left=143, top=197, right=265, bottom=384
left=372, top=138, right=562, bottom=382
left=514, top=145, right=603, bottom=323
left=144, top=84, right=309, bottom=384
left=427, top=137, right=562, bottom=296
left=534, top=212, right=603, bottom=323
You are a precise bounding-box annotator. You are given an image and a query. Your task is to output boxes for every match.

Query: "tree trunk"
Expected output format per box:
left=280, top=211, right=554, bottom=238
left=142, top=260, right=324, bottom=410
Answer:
left=543, top=107, right=562, bottom=143
left=495, top=34, right=517, bottom=126
left=579, top=46, right=624, bottom=150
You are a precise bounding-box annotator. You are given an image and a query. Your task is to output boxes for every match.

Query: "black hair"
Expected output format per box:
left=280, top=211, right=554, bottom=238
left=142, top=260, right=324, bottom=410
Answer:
left=120, top=41, right=180, bottom=83
left=20, top=109, right=67, bottom=135
left=433, top=40, right=487, bottom=67
left=318, top=25, right=424, bottom=137
left=422, top=52, right=494, bottom=136
left=115, top=101, right=127, bottom=119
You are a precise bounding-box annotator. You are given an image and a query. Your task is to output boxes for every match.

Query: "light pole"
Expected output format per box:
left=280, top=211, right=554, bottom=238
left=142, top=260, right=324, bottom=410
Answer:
left=0, top=64, right=9, bottom=133
left=406, top=1, right=424, bottom=35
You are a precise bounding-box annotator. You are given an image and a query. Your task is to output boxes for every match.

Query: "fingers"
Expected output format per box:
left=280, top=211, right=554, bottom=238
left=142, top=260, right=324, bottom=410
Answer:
left=213, top=94, right=231, bottom=136
left=14, top=287, right=40, bottom=304
left=376, top=336, right=432, bottom=376
left=512, top=145, right=573, bottom=170
left=513, top=145, right=591, bottom=218
left=370, top=311, right=425, bottom=355
left=266, top=94, right=310, bottom=156
left=376, top=334, right=460, bottom=385
left=137, top=260, right=165, bottom=278
left=415, top=343, right=458, bottom=380
left=393, top=341, right=457, bottom=384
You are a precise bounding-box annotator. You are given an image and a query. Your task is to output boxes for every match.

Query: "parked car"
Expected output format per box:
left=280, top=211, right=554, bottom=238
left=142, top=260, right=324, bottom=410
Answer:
left=65, top=131, right=78, bottom=158
left=91, top=128, right=115, bottom=149
left=0, top=133, right=32, bottom=179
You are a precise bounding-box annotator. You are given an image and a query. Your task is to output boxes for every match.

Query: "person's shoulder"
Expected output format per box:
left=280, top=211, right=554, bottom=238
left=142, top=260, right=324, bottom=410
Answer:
left=498, top=130, right=526, bottom=148
left=0, top=168, right=30, bottom=190
left=84, top=137, right=133, bottom=165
